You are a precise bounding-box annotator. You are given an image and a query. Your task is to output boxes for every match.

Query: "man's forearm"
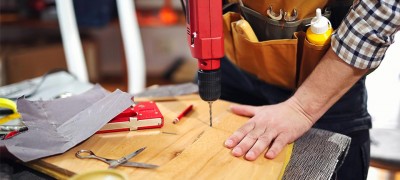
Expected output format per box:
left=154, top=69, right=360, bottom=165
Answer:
left=288, top=48, right=369, bottom=124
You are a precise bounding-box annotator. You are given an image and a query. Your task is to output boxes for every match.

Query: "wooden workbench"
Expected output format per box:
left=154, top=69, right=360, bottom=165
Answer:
left=26, top=95, right=292, bottom=179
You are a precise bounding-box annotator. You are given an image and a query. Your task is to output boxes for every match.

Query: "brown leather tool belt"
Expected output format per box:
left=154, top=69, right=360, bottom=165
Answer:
left=223, top=0, right=352, bottom=90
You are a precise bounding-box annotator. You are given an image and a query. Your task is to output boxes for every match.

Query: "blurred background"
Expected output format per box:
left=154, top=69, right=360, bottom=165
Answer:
left=0, top=0, right=399, bottom=179
left=0, top=0, right=197, bottom=92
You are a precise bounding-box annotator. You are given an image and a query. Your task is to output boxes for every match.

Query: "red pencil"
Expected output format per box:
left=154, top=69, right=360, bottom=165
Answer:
left=173, top=104, right=193, bottom=124
left=2, top=126, right=28, bottom=140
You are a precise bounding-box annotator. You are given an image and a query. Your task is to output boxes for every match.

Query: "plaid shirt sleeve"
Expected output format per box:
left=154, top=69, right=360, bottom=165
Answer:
left=331, top=0, right=400, bottom=69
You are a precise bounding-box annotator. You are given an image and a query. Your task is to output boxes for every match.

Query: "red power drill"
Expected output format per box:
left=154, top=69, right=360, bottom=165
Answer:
left=184, top=0, right=224, bottom=126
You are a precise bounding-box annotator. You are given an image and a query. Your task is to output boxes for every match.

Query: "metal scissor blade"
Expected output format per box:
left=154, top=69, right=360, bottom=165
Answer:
left=121, top=161, right=159, bottom=169
left=123, top=147, right=146, bottom=161
left=108, top=147, right=147, bottom=169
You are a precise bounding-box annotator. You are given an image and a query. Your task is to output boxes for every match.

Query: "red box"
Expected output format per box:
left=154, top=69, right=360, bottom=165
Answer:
left=97, top=101, right=164, bottom=133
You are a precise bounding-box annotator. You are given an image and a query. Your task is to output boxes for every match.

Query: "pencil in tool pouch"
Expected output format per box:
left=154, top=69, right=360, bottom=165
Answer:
left=234, top=19, right=259, bottom=42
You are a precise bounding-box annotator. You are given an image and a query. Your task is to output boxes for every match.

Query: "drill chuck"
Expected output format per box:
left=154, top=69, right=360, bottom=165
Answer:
left=197, top=69, right=221, bottom=102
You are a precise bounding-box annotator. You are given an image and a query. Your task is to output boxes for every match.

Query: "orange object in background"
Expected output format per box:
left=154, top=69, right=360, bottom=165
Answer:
left=159, top=0, right=178, bottom=25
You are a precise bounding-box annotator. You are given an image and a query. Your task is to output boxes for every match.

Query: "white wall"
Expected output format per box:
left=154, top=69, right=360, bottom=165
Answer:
left=140, top=26, right=193, bottom=76
left=366, top=33, right=400, bottom=129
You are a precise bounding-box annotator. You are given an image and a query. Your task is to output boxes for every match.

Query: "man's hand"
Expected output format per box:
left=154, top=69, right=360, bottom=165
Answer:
left=224, top=48, right=369, bottom=161
left=224, top=98, right=313, bottom=161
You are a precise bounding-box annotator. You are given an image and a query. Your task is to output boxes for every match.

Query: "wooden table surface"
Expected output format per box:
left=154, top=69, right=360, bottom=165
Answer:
left=26, top=94, right=292, bottom=179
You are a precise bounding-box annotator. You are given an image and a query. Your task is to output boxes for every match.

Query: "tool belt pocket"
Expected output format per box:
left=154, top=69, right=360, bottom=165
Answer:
left=223, top=12, right=330, bottom=90
left=296, top=32, right=331, bottom=86
left=223, top=12, right=298, bottom=89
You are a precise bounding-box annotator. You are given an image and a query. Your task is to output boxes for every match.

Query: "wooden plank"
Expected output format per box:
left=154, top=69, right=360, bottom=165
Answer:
left=32, top=95, right=291, bottom=179
left=25, top=161, right=73, bottom=180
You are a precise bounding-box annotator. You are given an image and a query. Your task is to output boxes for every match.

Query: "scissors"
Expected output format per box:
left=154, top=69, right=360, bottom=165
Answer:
left=75, top=147, right=158, bottom=169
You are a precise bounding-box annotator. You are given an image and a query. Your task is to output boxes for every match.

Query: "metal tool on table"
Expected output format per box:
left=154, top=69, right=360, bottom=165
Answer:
left=183, top=0, right=224, bottom=127
left=75, top=147, right=159, bottom=169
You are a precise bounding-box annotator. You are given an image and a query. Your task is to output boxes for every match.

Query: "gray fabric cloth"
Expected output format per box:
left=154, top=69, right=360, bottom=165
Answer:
left=0, top=85, right=133, bottom=162
left=283, top=128, right=351, bottom=180
left=134, top=82, right=198, bottom=98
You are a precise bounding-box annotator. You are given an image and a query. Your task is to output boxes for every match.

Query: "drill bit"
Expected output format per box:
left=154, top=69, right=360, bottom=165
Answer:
left=208, top=101, right=213, bottom=127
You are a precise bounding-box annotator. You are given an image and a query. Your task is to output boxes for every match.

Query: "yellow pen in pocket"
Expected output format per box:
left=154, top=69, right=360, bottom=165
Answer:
left=234, top=19, right=259, bottom=42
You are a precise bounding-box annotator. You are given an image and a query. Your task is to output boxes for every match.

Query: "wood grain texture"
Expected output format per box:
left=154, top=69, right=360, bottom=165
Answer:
left=30, top=95, right=292, bottom=179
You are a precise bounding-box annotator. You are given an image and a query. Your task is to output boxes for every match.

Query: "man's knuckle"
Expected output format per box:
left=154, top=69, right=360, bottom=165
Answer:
left=257, top=134, right=272, bottom=143
left=237, top=122, right=255, bottom=134
left=246, top=132, right=259, bottom=141
left=230, top=133, right=243, bottom=142
left=237, top=128, right=247, bottom=135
